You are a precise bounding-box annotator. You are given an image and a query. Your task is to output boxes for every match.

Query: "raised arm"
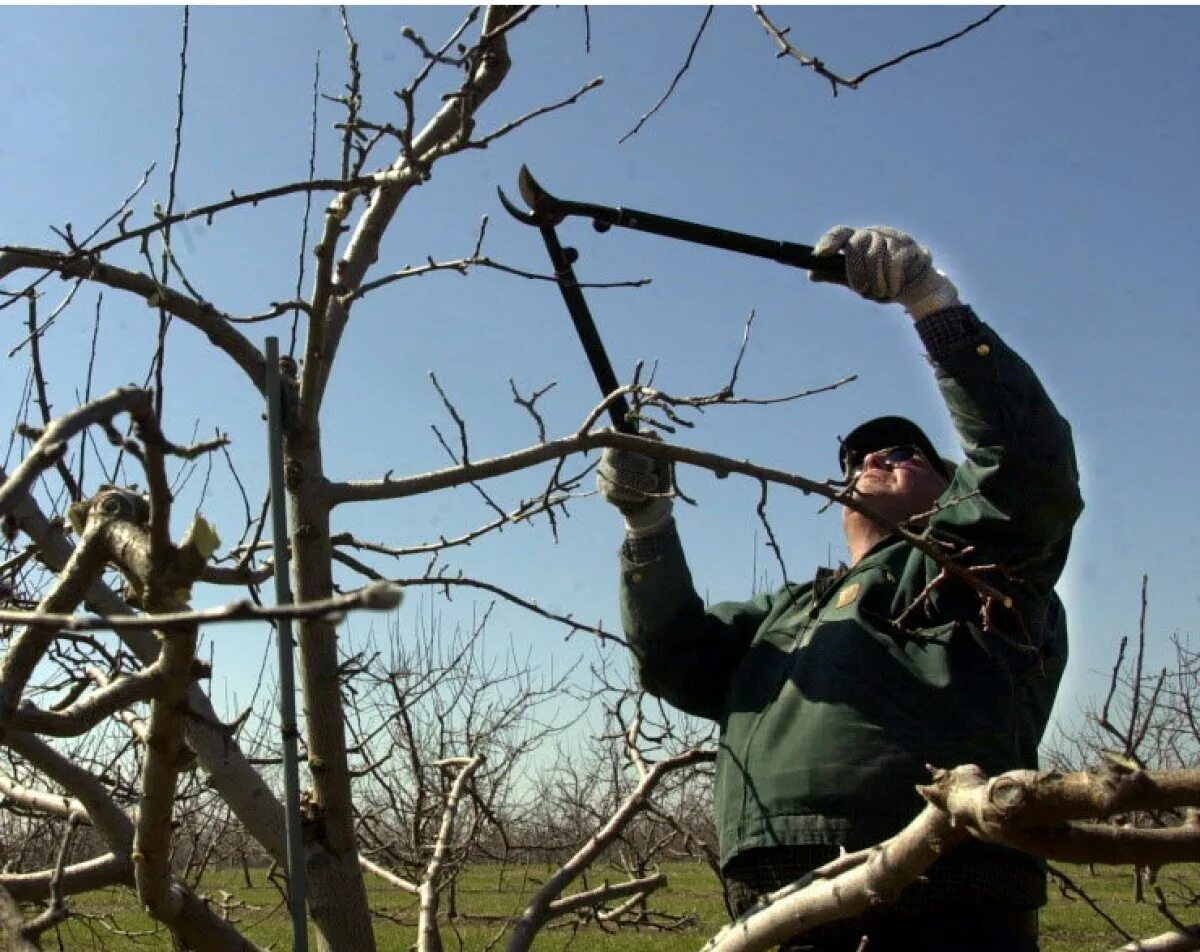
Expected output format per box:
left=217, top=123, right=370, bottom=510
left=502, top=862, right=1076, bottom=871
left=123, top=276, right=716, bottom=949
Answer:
left=598, top=444, right=772, bottom=720
left=812, top=225, right=1083, bottom=588
left=920, top=306, right=1082, bottom=588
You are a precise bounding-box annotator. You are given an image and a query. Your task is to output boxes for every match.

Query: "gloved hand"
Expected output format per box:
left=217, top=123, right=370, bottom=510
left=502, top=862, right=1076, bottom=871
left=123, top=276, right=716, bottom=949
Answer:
left=812, top=225, right=960, bottom=319
left=596, top=435, right=674, bottom=537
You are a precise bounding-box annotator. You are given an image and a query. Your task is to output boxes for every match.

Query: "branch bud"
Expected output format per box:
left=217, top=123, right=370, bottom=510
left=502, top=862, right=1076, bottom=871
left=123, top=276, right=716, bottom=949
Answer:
left=359, top=581, right=404, bottom=612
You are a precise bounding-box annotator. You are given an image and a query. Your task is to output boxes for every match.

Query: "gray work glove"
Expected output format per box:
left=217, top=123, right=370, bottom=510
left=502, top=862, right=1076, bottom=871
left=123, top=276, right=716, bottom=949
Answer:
left=812, top=225, right=960, bottom=319
left=596, top=435, right=674, bottom=537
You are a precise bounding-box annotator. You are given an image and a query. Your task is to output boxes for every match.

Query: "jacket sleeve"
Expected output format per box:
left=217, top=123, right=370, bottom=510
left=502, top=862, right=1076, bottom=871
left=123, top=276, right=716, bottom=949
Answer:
left=619, top=524, right=772, bottom=721
left=920, top=306, right=1084, bottom=592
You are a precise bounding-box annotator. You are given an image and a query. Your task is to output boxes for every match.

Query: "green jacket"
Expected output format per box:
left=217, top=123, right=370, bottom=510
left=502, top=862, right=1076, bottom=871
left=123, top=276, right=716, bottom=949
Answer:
left=619, top=307, right=1083, bottom=868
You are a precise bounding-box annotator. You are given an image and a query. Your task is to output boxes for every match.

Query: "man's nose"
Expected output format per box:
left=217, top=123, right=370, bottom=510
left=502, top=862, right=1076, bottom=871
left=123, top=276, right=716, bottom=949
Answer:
left=861, top=450, right=888, bottom=471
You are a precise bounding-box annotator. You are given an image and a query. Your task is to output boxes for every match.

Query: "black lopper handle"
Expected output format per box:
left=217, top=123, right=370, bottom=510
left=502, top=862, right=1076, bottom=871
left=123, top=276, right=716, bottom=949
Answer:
left=515, top=166, right=848, bottom=284
left=591, top=205, right=848, bottom=285
left=535, top=223, right=637, bottom=434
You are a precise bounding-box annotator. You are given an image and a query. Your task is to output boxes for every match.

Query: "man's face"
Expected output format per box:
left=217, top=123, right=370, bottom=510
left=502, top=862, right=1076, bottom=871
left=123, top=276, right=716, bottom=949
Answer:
left=841, top=444, right=949, bottom=529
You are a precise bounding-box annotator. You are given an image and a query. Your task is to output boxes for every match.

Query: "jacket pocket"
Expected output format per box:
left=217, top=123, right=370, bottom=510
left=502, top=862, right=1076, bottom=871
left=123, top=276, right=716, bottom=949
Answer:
left=723, top=627, right=796, bottom=715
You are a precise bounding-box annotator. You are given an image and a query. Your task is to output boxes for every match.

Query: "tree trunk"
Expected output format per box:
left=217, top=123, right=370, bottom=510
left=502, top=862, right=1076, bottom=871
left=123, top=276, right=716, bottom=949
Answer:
left=287, top=421, right=376, bottom=951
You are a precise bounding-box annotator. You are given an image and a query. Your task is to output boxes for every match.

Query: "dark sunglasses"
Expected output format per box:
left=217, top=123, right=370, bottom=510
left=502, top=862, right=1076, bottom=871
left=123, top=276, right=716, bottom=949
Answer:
left=842, top=444, right=926, bottom=482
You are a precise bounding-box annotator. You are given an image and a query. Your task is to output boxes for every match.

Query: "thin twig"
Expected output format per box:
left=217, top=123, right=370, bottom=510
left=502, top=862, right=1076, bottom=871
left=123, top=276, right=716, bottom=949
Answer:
left=291, top=51, right=322, bottom=357
left=1129, top=574, right=1150, bottom=756
left=81, top=163, right=157, bottom=248
left=76, top=291, right=105, bottom=492
left=724, top=310, right=756, bottom=396
left=7, top=279, right=85, bottom=357
left=394, top=575, right=626, bottom=647
left=480, top=5, right=537, bottom=42
left=152, top=4, right=190, bottom=423
left=753, top=5, right=1005, bottom=96
left=429, top=372, right=471, bottom=466
left=337, top=7, right=363, bottom=179
left=1047, top=863, right=1136, bottom=943
left=328, top=490, right=577, bottom=560
left=18, top=815, right=81, bottom=940
left=755, top=481, right=789, bottom=588
left=472, top=77, right=604, bottom=149
left=619, top=7, right=713, bottom=143
left=348, top=251, right=650, bottom=304
left=25, top=293, right=82, bottom=500
left=509, top=378, right=557, bottom=444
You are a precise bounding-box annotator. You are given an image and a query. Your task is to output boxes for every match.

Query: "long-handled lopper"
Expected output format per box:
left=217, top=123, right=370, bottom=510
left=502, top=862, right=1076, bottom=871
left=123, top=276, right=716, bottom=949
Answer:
left=497, top=166, right=847, bottom=432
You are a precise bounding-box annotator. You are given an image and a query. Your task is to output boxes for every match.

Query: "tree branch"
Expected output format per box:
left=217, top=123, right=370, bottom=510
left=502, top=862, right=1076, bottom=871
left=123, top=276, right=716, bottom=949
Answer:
left=619, top=7, right=713, bottom=143
left=0, top=580, right=403, bottom=634
left=752, top=5, right=1005, bottom=95
left=0, top=249, right=267, bottom=393
left=508, top=747, right=713, bottom=951
left=299, top=5, right=520, bottom=425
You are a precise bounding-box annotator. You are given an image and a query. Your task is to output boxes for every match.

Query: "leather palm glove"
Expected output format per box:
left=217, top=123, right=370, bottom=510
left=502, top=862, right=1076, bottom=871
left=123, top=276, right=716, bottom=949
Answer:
left=596, top=436, right=674, bottom=537
left=812, top=225, right=961, bottom=319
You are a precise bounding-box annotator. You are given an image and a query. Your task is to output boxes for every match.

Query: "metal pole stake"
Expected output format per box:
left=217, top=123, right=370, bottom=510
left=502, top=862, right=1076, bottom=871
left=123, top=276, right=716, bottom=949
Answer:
left=265, top=336, right=309, bottom=952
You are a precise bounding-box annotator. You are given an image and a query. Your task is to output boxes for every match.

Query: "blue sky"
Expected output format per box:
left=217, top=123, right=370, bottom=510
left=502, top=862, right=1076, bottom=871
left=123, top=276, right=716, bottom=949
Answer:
left=2, top=5, right=1197, bottom=747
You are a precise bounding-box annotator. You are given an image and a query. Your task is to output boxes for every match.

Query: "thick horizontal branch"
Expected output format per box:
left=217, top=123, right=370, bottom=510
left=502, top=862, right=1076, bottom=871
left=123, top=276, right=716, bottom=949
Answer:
left=921, top=765, right=1200, bottom=831
left=706, top=762, right=1200, bottom=951
left=0, top=581, right=403, bottom=634
left=994, top=821, right=1200, bottom=868
left=0, top=853, right=131, bottom=903
left=705, top=801, right=963, bottom=951
left=0, top=770, right=90, bottom=823
left=326, top=429, right=831, bottom=506
left=201, top=561, right=275, bottom=586
left=7, top=668, right=162, bottom=737
left=330, top=425, right=1011, bottom=610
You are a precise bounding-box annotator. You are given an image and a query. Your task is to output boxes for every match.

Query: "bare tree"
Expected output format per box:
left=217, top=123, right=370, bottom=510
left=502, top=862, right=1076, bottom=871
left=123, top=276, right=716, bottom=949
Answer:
left=1039, top=577, right=1200, bottom=939
left=346, top=604, right=580, bottom=946
left=506, top=684, right=716, bottom=951
left=1, top=8, right=543, bottom=949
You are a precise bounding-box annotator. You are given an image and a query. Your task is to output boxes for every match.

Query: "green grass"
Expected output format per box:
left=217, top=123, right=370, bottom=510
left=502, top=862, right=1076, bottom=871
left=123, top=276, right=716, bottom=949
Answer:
left=49, top=862, right=1199, bottom=950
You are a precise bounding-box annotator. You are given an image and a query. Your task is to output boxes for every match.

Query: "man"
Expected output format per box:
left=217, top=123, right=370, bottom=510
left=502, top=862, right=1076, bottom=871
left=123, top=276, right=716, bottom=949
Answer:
left=597, top=225, right=1083, bottom=951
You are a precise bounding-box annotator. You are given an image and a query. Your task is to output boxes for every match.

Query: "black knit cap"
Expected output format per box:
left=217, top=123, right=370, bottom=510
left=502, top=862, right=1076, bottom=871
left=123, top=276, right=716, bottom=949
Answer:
left=838, top=415, right=952, bottom=481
